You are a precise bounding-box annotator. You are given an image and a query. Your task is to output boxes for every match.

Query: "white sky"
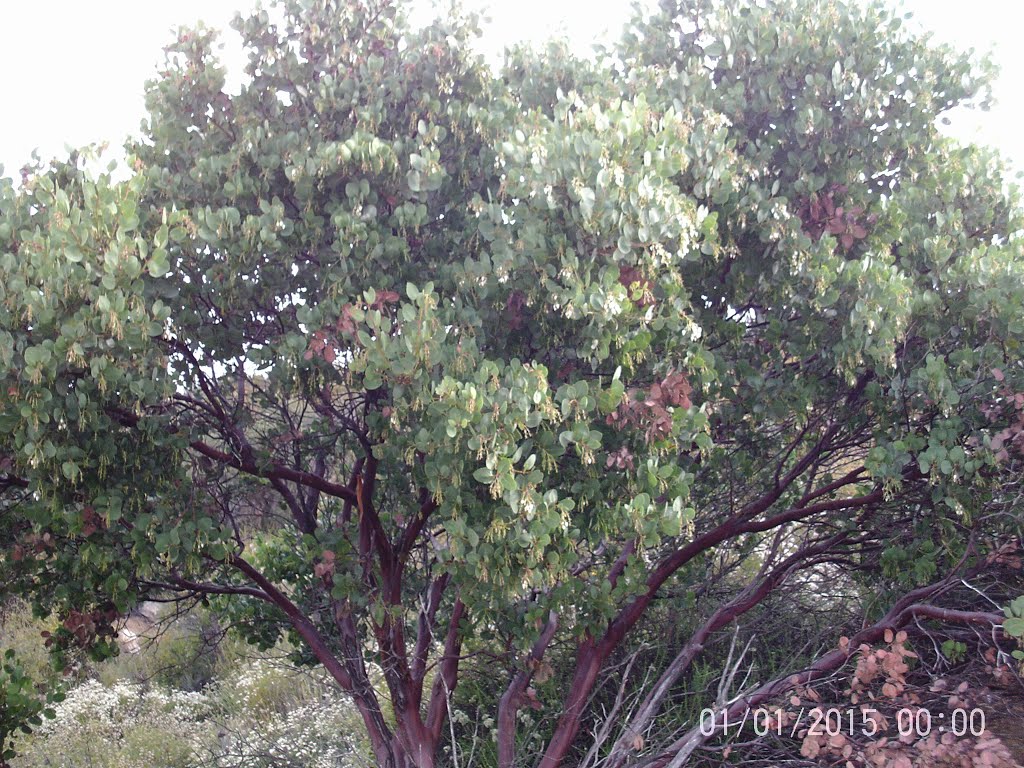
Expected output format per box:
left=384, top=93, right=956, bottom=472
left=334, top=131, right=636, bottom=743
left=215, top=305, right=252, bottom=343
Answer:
left=0, top=0, right=1022, bottom=180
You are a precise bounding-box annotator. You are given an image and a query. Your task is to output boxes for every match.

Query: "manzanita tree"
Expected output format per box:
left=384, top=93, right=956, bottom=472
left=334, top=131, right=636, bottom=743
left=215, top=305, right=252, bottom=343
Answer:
left=2, top=0, right=1023, bottom=766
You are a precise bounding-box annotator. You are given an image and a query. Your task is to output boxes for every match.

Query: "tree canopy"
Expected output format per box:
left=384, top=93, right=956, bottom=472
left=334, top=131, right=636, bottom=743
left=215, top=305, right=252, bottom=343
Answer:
left=2, top=0, right=1023, bottom=766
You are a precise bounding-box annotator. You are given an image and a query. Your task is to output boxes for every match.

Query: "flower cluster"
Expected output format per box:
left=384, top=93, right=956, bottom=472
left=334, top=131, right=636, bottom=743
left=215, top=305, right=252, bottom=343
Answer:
left=14, top=658, right=368, bottom=768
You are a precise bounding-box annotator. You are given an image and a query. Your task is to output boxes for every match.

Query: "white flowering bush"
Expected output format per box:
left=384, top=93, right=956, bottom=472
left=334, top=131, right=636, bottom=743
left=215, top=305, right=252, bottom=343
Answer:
left=13, top=679, right=215, bottom=767
left=11, top=658, right=370, bottom=768
left=5, top=595, right=370, bottom=768
left=206, top=657, right=371, bottom=768
left=216, top=657, right=320, bottom=716
left=208, top=695, right=370, bottom=768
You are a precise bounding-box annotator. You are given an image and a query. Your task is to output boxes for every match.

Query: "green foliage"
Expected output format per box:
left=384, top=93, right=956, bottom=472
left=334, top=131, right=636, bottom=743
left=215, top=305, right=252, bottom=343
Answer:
left=940, top=638, right=967, bottom=664
left=2, top=0, right=1024, bottom=765
left=0, top=649, right=62, bottom=764
left=1003, top=595, right=1024, bottom=661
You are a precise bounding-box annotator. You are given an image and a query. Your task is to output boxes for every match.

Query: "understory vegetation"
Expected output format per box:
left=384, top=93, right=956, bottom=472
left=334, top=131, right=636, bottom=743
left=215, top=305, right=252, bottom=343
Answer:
left=5, top=569, right=1023, bottom=767
left=3, top=601, right=371, bottom=768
